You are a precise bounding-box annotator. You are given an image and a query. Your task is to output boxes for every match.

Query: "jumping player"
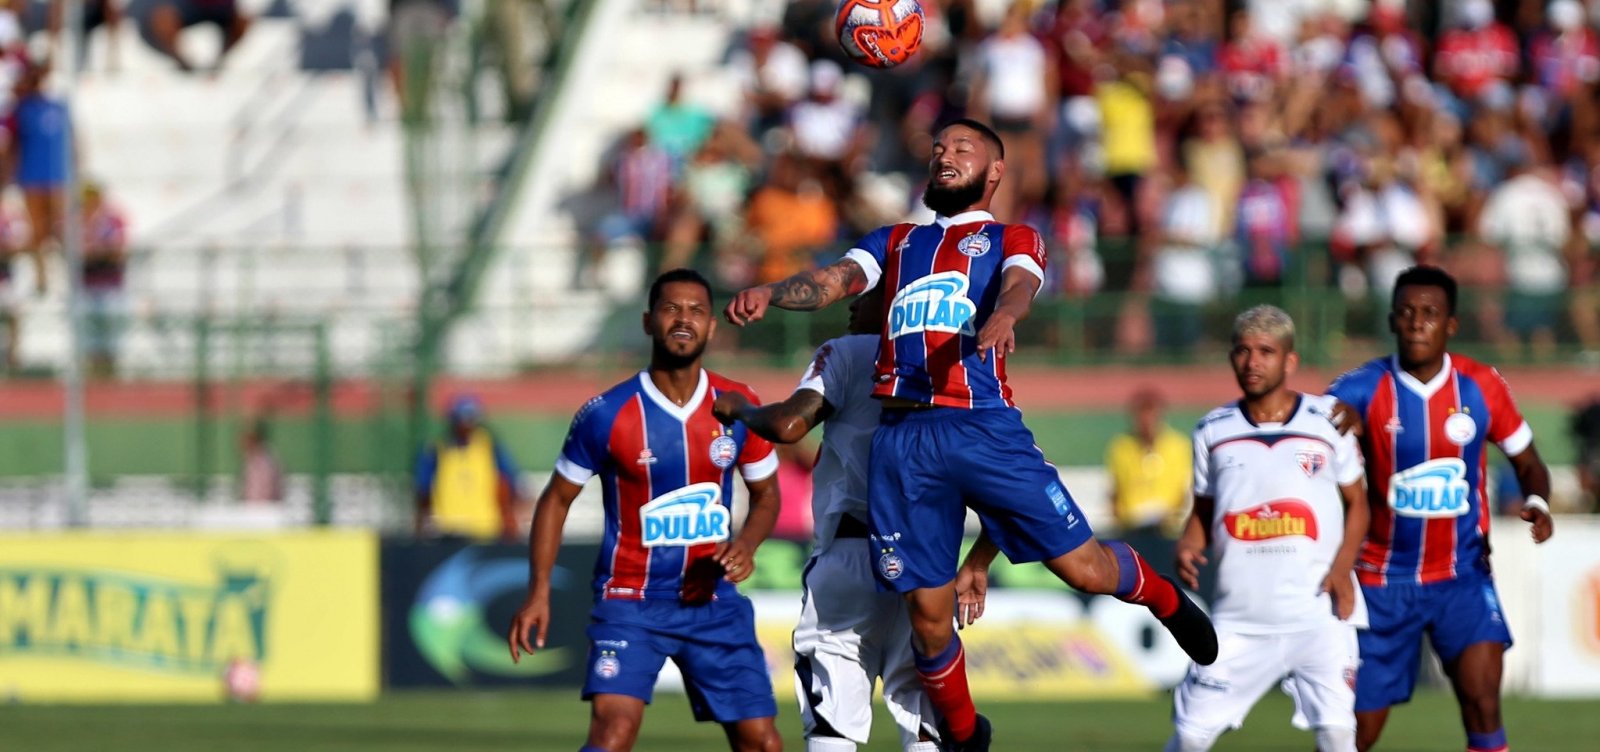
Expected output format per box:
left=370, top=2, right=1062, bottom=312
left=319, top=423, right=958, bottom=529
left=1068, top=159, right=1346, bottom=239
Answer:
left=509, top=269, right=784, bottom=752
left=725, top=119, right=1217, bottom=751
left=1328, top=266, right=1554, bottom=752
left=1168, top=306, right=1369, bottom=752
left=713, top=286, right=948, bottom=752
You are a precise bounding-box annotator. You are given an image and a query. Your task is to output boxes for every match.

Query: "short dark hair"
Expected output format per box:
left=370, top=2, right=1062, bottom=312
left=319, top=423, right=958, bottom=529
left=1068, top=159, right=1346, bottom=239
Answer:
left=1392, top=265, right=1458, bottom=315
left=648, top=268, right=714, bottom=310
left=937, top=118, right=1005, bottom=159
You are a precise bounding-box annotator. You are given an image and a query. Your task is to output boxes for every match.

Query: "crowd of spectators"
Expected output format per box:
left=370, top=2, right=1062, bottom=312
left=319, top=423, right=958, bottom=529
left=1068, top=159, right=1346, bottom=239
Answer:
left=593, top=0, right=1600, bottom=359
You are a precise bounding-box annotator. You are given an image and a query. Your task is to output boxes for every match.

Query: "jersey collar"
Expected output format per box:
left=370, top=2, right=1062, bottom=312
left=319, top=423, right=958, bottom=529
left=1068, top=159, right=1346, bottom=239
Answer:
left=1391, top=353, right=1452, bottom=399
left=935, top=210, right=995, bottom=227
left=638, top=369, right=709, bottom=421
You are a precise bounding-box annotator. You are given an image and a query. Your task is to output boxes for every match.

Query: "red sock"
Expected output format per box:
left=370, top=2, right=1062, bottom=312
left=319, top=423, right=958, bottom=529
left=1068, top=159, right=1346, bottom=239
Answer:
left=1109, top=542, right=1180, bottom=618
left=914, top=636, right=977, bottom=741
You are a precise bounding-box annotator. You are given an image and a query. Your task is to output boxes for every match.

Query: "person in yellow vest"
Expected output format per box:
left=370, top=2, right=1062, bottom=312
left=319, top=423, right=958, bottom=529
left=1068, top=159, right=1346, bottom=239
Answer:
left=414, top=395, right=523, bottom=541
left=1104, top=388, right=1191, bottom=538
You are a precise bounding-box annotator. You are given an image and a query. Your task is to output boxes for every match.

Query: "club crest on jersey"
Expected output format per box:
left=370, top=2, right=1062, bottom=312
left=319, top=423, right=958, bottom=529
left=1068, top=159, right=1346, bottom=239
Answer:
left=957, top=233, right=991, bottom=257
left=1225, top=499, right=1319, bottom=541
left=640, top=482, right=730, bottom=547
left=1388, top=458, right=1469, bottom=518
left=888, top=271, right=977, bottom=340
left=1296, top=450, right=1326, bottom=478
left=1445, top=411, right=1478, bottom=446
left=709, top=435, right=738, bottom=469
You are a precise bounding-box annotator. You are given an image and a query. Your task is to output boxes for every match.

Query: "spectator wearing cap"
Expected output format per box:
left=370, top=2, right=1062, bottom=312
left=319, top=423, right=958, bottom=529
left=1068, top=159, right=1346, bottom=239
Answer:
left=413, top=395, right=524, bottom=541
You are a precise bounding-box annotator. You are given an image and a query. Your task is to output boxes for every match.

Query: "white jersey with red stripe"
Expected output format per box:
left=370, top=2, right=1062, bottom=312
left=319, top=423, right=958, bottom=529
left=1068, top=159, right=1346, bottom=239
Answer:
left=554, top=370, right=779, bottom=602
left=1193, top=394, right=1367, bottom=633
left=843, top=210, right=1047, bottom=409
left=1327, top=353, right=1533, bottom=587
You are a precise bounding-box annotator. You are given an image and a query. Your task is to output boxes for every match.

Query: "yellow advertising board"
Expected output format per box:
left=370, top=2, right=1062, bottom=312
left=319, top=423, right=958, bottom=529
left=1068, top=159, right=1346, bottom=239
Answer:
left=0, top=530, right=378, bottom=703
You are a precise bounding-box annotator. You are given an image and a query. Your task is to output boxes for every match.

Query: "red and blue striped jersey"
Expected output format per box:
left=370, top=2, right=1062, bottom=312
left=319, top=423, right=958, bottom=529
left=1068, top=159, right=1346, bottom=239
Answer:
left=1328, top=354, right=1533, bottom=586
left=843, top=210, right=1047, bottom=409
left=554, top=370, right=779, bottom=602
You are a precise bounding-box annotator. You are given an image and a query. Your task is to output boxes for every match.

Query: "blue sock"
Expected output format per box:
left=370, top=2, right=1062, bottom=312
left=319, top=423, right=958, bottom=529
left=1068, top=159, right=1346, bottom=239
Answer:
left=913, top=633, right=962, bottom=673
left=580, top=746, right=610, bottom=752
left=1108, top=541, right=1140, bottom=598
left=1467, top=728, right=1507, bottom=751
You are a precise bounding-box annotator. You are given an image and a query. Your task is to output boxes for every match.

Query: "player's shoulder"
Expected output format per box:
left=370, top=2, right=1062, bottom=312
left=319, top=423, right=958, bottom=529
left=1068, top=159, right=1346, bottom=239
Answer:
left=572, top=376, right=642, bottom=426
left=1195, top=403, right=1241, bottom=436
left=1296, top=394, right=1345, bottom=435
left=1449, top=353, right=1504, bottom=382
left=824, top=333, right=879, bottom=362
left=1329, top=356, right=1390, bottom=389
left=706, top=370, right=761, bottom=401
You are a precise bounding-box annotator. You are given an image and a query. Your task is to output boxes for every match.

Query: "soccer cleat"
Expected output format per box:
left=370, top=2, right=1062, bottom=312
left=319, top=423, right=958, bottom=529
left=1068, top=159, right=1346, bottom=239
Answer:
left=1158, top=577, right=1219, bottom=665
left=939, top=714, right=992, bottom=752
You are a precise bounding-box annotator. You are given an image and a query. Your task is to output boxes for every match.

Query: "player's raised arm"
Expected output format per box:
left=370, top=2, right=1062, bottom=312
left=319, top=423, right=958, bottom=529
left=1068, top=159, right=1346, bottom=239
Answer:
left=725, top=257, right=871, bottom=326
left=508, top=472, right=585, bottom=662
left=713, top=388, right=833, bottom=445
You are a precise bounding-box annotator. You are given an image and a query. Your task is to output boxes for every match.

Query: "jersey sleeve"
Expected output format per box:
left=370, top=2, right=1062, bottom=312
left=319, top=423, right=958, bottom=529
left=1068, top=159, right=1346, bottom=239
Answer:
left=554, top=397, right=608, bottom=486
left=736, top=388, right=780, bottom=481
left=1332, top=428, right=1365, bottom=487
left=1479, top=366, right=1534, bottom=456
left=1191, top=421, right=1214, bottom=497
left=841, top=225, right=894, bottom=293
left=794, top=338, right=852, bottom=410
left=1001, top=225, right=1048, bottom=293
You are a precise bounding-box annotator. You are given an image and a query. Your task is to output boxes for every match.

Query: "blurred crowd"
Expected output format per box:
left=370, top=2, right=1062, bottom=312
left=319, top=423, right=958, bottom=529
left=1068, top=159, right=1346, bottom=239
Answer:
left=0, top=1, right=130, bottom=377
left=592, top=0, right=1600, bottom=359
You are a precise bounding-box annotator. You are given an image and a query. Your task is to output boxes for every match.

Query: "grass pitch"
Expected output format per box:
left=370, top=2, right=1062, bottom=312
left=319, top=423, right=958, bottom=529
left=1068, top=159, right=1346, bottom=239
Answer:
left=1, top=690, right=1596, bottom=751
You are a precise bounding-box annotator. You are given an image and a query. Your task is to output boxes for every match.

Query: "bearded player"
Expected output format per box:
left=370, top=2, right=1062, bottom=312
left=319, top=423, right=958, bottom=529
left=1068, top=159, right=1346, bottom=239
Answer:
left=725, top=118, right=1217, bottom=751
left=1168, top=306, right=1369, bottom=751
left=714, top=285, right=953, bottom=752
left=1328, top=266, right=1554, bottom=752
left=509, top=269, right=784, bottom=752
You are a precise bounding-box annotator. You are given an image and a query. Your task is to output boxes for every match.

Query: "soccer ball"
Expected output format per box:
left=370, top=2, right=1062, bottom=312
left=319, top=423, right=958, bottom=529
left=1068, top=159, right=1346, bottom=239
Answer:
left=835, top=0, right=925, bottom=69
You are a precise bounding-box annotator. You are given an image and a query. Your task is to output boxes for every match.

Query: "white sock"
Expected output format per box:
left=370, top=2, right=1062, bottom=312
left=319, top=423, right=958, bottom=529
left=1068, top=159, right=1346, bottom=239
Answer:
left=1315, top=726, right=1356, bottom=752
left=906, top=743, right=939, bottom=752
left=805, top=737, right=856, bottom=752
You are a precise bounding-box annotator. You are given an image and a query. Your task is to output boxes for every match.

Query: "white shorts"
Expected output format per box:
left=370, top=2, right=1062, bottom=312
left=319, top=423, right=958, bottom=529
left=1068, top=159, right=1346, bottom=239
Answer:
left=793, top=537, right=936, bottom=748
left=1172, top=622, right=1359, bottom=742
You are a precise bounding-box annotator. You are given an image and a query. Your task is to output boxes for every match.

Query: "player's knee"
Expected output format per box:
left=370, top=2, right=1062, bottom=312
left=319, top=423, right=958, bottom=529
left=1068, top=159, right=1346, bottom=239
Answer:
left=1315, top=725, right=1357, bottom=752
left=588, top=709, right=641, bottom=749
left=734, top=727, right=782, bottom=752
left=906, top=611, right=954, bottom=655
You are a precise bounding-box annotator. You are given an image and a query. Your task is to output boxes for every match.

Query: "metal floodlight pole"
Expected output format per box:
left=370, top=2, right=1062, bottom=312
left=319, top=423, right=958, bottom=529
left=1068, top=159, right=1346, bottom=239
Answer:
left=61, top=0, right=88, bottom=526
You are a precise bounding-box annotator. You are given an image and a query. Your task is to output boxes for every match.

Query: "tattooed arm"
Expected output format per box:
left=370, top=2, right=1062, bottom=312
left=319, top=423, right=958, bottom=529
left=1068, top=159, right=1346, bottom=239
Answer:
left=713, top=389, right=834, bottom=445
left=724, top=258, right=869, bottom=326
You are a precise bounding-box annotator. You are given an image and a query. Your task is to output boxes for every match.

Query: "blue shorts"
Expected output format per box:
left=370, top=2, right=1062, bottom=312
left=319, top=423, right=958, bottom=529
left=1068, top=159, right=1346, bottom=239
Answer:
left=867, top=406, right=1095, bottom=592
left=1355, top=574, right=1513, bottom=711
left=582, top=596, right=777, bottom=723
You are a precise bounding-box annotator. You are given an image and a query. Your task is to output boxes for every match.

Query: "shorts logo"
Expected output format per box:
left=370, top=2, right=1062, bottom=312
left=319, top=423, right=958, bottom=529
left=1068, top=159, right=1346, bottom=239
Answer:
left=1388, top=458, right=1469, bottom=518
left=1225, top=499, right=1319, bottom=541
left=593, top=650, right=621, bottom=679
left=709, top=435, right=738, bottom=469
left=1445, top=411, right=1478, bottom=446
left=1046, top=482, right=1081, bottom=527
left=888, top=271, right=977, bottom=340
left=878, top=551, right=904, bottom=581
left=1343, top=666, right=1357, bottom=690
left=640, top=482, right=730, bottom=548
left=957, top=233, right=991, bottom=257
left=1484, top=585, right=1504, bottom=624
left=1297, top=450, right=1326, bottom=478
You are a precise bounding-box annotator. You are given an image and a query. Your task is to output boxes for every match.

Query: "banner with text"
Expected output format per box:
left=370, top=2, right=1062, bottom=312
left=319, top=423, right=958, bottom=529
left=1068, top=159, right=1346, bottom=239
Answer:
left=0, top=531, right=378, bottom=702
